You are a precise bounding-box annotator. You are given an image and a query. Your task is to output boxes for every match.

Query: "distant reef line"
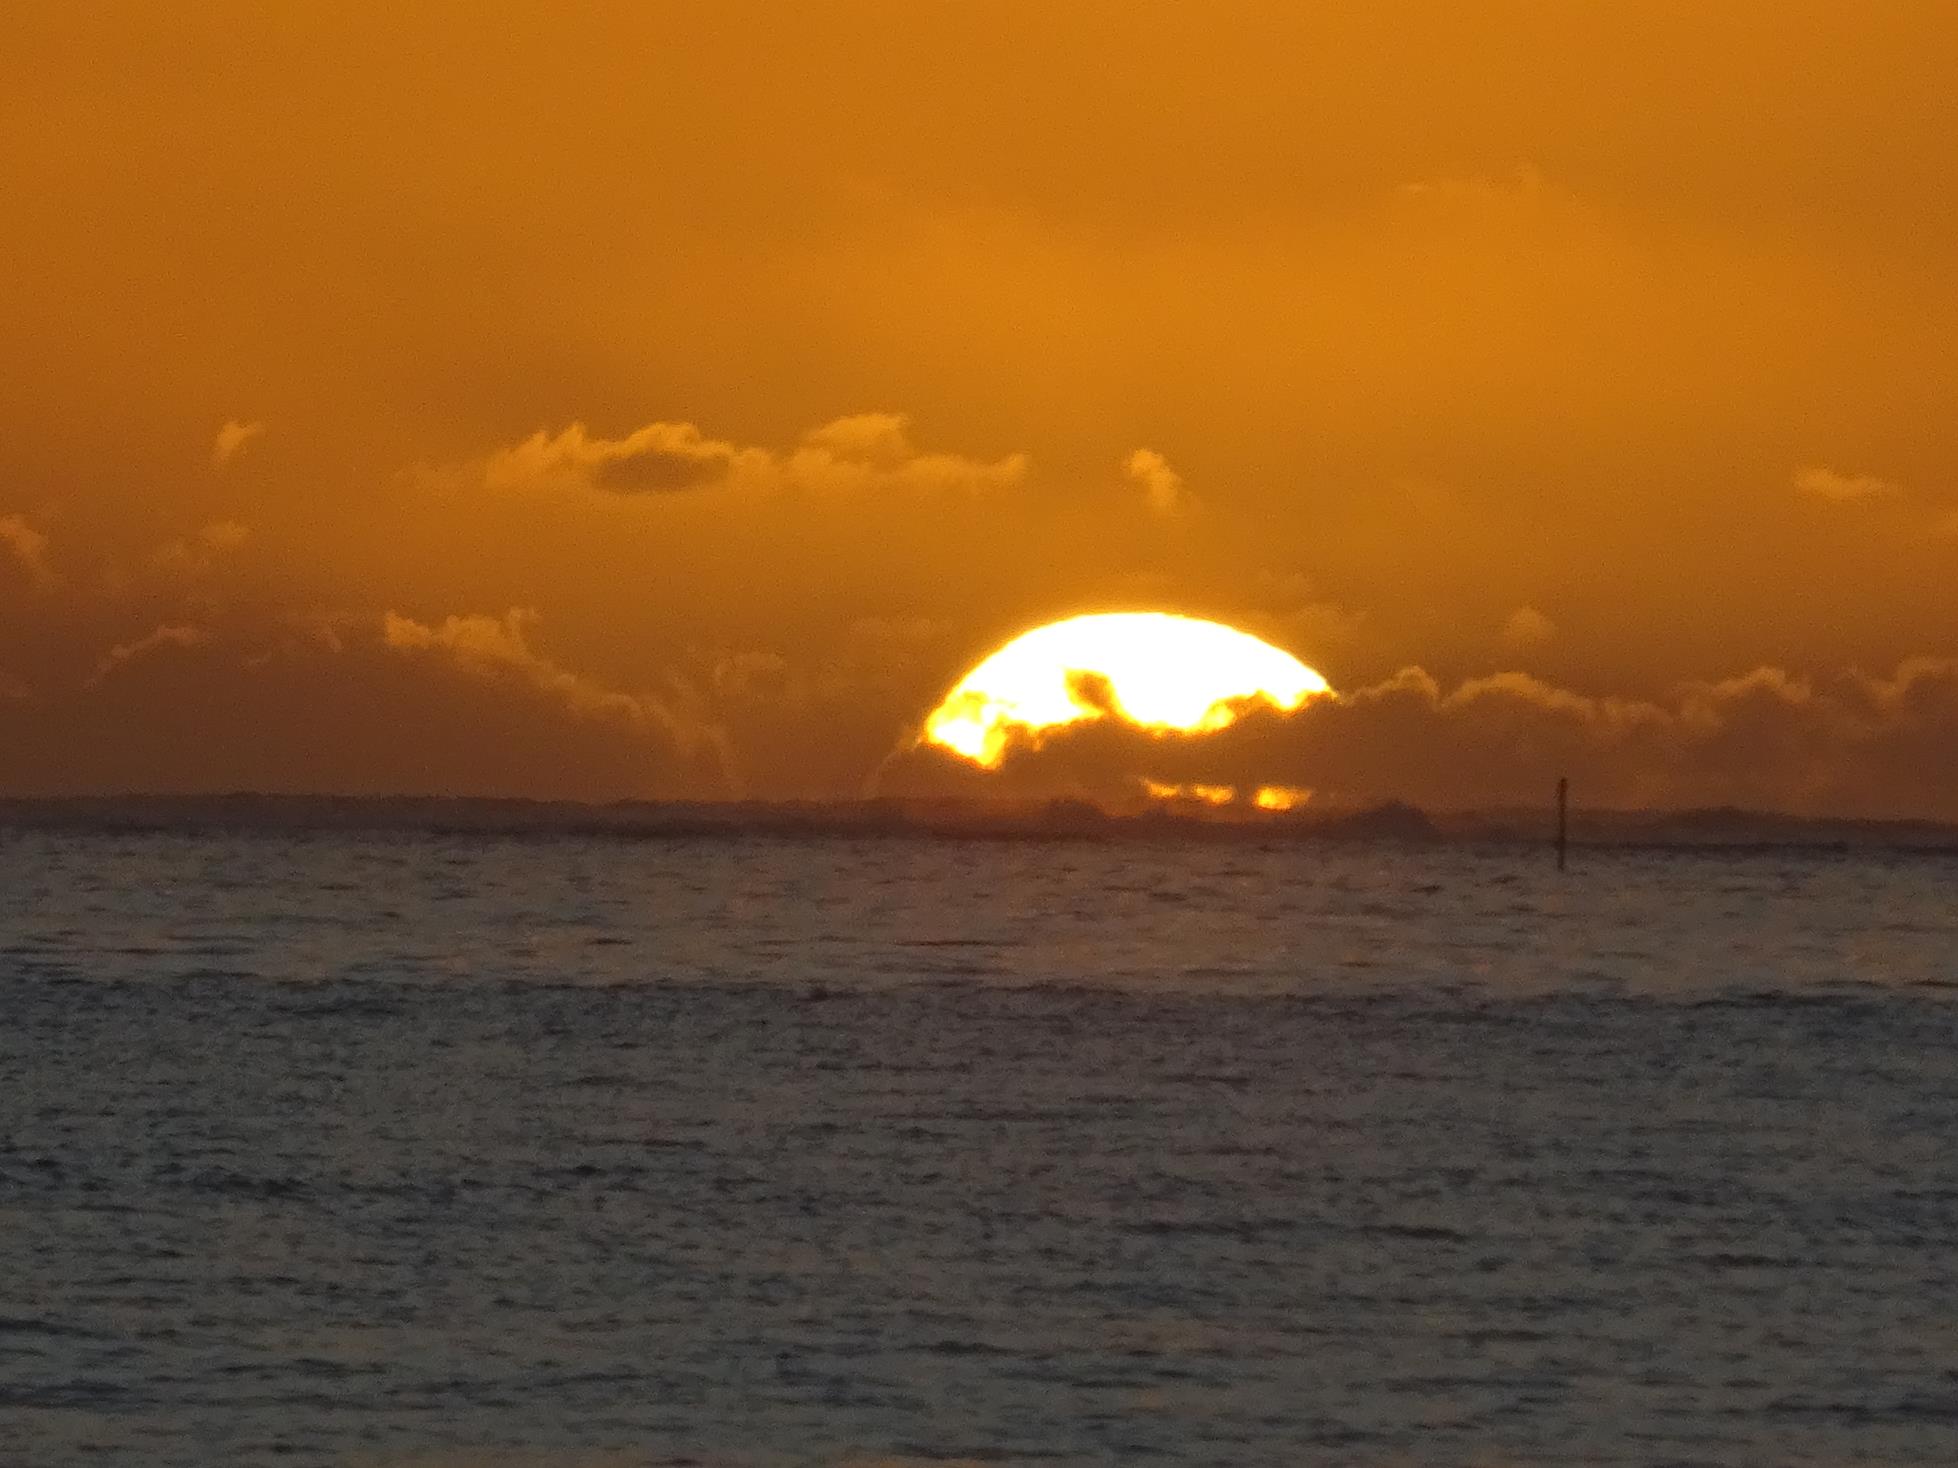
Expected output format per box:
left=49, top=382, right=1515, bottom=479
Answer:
left=2, top=793, right=1956, bottom=851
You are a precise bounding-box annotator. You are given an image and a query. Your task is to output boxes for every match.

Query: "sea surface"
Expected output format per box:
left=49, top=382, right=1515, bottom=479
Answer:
left=4, top=831, right=1958, bottom=1466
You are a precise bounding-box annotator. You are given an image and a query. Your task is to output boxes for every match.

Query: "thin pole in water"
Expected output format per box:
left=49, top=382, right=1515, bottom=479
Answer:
left=1556, top=777, right=1569, bottom=871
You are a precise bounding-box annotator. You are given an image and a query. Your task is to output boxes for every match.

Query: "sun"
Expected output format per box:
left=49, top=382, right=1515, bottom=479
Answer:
left=922, top=612, right=1330, bottom=768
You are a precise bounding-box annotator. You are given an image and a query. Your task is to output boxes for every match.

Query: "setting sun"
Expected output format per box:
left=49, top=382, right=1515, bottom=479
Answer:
left=921, top=612, right=1330, bottom=768
left=8, top=11, right=1957, bottom=1465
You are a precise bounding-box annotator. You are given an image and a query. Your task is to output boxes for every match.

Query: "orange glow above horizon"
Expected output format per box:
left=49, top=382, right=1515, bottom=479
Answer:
left=921, top=612, right=1330, bottom=768
left=6, top=8, right=1958, bottom=815
left=1142, top=778, right=1312, bottom=810
left=1143, top=778, right=1237, bottom=806
left=1253, top=784, right=1310, bottom=811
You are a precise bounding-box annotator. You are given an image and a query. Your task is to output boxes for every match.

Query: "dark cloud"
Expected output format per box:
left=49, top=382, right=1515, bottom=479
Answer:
left=879, top=659, right=1958, bottom=820
left=0, top=614, right=729, bottom=800
left=590, top=446, right=736, bottom=495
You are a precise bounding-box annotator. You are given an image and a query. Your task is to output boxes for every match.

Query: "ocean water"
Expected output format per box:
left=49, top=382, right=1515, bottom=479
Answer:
left=4, top=831, right=1958, bottom=1466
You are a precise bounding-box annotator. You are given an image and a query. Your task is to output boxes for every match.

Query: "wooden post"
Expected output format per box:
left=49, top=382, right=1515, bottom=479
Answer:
left=1556, top=776, right=1569, bottom=871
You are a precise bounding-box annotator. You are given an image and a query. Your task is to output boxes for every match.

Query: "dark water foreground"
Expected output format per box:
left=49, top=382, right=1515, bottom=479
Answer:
left=4, top=832, right=1958, bottom=1465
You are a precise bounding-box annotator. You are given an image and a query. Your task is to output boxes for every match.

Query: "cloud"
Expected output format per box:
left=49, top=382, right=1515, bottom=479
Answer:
left=88, top=624, right=208, bottom=687
left=879, top=656, right=1958, bottom=820
left=378, top=608, right=740, bottom=786
left=0, top=514, right=57, bottom=590
left=1125, top=447, right=1189, bottom=515
left=784, top=413, right=1027, bottom=494
left=471, top=413, right=1026, bottom=498
left=1243, top=571, right=1365, bottom=657
left=1794, top=464, right=1901, bottom=502
left=150, top=520, right=251, bottom=579
left=1396, top=162, right=1549, bottom=207
left=848, top=614, right=941, bottom=649
left=1500, top=605, right=1556, bottom=648
left=800, top=411, right=916, bottom=465
left=483, top=421, right=758, bottom=495
left=1, top=612, right=729, bottom=799
left=211, top=420, right=266, bottom=466
left=380, top=607, right=678, bottom=732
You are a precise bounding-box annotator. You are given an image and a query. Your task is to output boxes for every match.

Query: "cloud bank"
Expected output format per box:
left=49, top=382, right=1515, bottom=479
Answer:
left=880, top=658, right=1958, bottom=820
left=0, top=611, right=727, bottom=800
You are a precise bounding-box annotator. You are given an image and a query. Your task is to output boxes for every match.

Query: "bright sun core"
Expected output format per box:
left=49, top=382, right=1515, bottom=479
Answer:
left=922, top=612, right=1330, bottom=768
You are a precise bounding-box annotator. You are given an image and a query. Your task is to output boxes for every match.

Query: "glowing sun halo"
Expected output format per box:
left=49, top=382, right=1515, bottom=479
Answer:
left=922, top=612, right=1330, bottom=768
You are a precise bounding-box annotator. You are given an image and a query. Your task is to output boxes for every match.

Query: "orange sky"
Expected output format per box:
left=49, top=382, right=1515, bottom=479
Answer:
left=4, top=3, right=1957, bottom=813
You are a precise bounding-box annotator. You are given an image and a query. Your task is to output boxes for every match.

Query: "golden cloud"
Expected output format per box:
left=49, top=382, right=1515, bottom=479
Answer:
left=0, top=514, right=57, bottom=591
left=1794, top=465, right=1901, bottom=502
left=1500, top=606, right=1557, bottom=649
left=483, top=421, right=759, bottom=496
left=211, top=419, right=266, bottom=467
left=88, top=623, right=208, bottom=687
left=469, top=413, right=1026, bottom=499
left=1124, top=448, right=1189, bottom=516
